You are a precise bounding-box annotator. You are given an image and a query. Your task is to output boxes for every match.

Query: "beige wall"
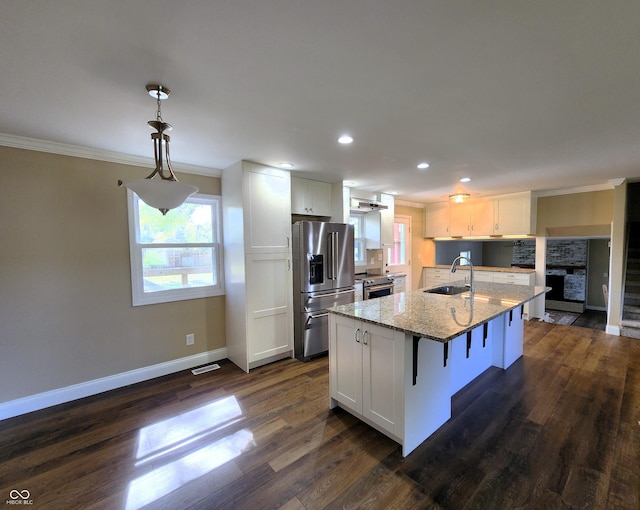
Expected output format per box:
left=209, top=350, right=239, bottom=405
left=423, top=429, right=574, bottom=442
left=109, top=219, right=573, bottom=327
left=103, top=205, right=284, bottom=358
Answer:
left=395, top=204, right=431, bottom=290
left=536, top=190, right=614, bottom=236
left=0, top=146, right=225, bottom=403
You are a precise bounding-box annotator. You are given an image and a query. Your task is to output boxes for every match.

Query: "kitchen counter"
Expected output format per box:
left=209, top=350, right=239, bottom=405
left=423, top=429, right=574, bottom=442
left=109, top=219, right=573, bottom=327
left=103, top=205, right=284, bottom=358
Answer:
left=425, top=265, right=535, bottom=274
left=328, top=281, right=551, bottom=456
left=328, top=281, right=549, bottom=342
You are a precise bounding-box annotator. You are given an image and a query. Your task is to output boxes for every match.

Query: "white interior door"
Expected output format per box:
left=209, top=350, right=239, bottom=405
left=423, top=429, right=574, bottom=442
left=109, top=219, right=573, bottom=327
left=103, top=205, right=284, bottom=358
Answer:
left=386, top=215, right=412, bottom=291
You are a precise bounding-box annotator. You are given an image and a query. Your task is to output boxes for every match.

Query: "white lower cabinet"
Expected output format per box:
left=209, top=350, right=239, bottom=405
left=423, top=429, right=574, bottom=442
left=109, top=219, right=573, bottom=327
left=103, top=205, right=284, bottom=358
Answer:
left=329, top=313, right=452, bottom=455
left=329, top=314, right=405, bottom=437
left=245, top=253, right=294, bottom=364
left=393, top=274, right=406, bottom=293
left=422, top=267, right=451, bottom=289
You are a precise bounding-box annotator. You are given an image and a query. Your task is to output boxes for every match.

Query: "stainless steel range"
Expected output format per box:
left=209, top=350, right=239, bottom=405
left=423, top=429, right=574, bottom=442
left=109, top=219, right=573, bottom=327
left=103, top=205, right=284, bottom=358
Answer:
left=362, top=274, right=395, bottom=299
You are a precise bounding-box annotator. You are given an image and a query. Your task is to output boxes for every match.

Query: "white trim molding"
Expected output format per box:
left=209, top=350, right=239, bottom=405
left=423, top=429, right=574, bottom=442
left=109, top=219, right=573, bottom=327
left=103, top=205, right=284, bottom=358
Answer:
left=0, top=133, right=221, bottom=178
left=606, top=325, right=621, bottom=336
left=0, top=348, right=228, bottom=421
left=395, top=199, right=426, bottom=208
left=535, top=182, right=615, bottom=197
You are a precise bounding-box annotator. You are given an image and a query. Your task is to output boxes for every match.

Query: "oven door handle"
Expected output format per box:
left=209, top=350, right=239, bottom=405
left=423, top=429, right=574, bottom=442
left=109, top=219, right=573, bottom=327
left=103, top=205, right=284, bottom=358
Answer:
left=367, top=284, right=394, bottom=292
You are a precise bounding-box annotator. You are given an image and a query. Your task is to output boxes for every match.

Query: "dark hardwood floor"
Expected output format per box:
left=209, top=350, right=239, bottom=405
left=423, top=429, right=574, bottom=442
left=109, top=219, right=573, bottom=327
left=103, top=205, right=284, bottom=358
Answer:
left=572, top=309, right=607, bottom=330
left=1, top=322, right=638, bottom=509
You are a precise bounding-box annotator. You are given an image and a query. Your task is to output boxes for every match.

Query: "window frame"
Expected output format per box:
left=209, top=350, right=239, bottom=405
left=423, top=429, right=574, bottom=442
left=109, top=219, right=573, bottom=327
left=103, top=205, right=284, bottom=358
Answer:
left=349, top=213, right=366, bottom=267
left=127, top=190, right=225, bottom=306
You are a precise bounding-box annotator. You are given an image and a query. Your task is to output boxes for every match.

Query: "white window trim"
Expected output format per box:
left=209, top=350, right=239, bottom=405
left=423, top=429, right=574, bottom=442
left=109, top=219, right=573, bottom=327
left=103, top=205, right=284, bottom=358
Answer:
left=127, top=190, right=225, bottom=306
left=350, top=212, right=367, bottom=268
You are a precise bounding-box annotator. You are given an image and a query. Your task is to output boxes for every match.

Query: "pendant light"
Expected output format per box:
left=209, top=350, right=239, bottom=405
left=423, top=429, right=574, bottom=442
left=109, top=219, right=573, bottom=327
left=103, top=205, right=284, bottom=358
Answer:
left=118, top=84, right=198, bottom=215
left=449, top=193, right=470, bottom=204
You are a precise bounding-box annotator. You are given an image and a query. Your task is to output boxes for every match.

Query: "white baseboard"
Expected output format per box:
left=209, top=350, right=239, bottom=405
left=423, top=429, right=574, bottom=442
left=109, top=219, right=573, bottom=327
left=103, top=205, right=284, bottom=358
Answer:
left=0, top=348, right=227, bottom=421
left=606, top=324, right=621, bottom=336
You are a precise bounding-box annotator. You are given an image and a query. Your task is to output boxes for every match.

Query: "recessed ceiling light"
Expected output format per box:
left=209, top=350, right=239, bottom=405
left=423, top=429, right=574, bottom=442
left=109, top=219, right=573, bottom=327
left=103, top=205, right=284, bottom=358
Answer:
left=417, top=162, right=430, bottom=169
left=277, top=162, right=294, bottom=169
left=459, top=177, right=471, bottom=183
left=338, top=134, right=354, bottom=144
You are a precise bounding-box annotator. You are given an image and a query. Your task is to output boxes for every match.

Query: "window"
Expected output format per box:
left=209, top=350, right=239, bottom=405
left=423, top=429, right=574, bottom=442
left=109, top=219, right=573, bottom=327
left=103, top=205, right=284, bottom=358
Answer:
left=349, top=213, right=366, bottom=265
left=459, top=250, right=471, bottom=264
left=127, top=190, right=224, bottom=306
left=388, top=220, right=407, bottom=265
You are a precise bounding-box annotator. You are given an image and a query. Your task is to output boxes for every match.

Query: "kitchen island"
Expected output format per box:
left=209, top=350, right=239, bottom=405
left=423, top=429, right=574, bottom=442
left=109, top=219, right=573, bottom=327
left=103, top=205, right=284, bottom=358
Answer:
left=327, top=281, right=549, bottom=456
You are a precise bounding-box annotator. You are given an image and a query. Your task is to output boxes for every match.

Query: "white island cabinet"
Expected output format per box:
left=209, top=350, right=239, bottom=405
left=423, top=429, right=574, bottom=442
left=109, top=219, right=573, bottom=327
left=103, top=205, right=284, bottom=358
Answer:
left=329, top=315, right=405, bottom=437
left=328, top=282, right=548, bottom=456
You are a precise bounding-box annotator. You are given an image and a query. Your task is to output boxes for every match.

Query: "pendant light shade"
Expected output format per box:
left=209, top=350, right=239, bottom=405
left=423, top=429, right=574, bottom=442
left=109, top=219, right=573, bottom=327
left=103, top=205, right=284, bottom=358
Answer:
left=118, top=84, right=198, bottom=215
left=122, top=179, right=199, bottom=212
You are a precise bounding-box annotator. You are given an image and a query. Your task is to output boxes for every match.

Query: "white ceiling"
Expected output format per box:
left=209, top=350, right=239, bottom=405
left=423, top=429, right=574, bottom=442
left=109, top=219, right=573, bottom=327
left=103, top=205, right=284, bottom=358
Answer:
left=2, top=1, right=640, bottom=202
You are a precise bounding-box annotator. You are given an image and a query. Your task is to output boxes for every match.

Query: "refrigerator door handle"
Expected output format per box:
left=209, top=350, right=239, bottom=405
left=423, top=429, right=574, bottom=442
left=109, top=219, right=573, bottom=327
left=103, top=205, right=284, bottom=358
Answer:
left=327, top=232, right=334, bottom=280
left=306, top=312, right=329, bottom=323
left=331, top=232, right=339, bottom=280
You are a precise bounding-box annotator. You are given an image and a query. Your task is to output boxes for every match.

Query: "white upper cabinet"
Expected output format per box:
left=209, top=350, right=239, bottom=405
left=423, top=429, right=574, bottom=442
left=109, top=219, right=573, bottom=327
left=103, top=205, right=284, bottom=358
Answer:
left=493, top=191, right=536, bottom=236
left=449, top=202, right=471, bottom=237
left=245, top=165, right=292, bottom=252
left=470, top=199, right=494, bottom=236
left=291, top=177, right=332, bottom=217
left=424, top=191, right=536, bottom=238
left=424, top=202, right=450, bottom=238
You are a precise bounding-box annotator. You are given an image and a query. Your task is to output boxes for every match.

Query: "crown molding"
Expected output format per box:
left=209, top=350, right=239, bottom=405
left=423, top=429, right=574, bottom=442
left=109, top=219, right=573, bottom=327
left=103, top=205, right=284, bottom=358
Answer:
left=535, top=182, right=616, bottom=197
left=395, top=199, right=426, bottom=208
left=0, top=133, right=222, bottom=177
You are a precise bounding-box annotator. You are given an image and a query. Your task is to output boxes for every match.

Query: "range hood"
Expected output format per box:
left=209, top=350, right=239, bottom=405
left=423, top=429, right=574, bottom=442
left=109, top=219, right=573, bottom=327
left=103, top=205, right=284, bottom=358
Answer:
left=350, top=198, right=389, bottom=212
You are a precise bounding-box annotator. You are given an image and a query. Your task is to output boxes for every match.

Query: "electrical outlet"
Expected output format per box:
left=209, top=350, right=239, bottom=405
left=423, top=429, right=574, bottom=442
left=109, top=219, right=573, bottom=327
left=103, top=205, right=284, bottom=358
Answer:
left=186, top=333, right=195, bottom=346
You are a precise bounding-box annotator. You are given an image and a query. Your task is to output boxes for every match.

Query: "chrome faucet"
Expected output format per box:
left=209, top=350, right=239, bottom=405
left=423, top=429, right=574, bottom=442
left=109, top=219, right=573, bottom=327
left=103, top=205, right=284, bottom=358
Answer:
left=450, top=256, right=475, bottom=294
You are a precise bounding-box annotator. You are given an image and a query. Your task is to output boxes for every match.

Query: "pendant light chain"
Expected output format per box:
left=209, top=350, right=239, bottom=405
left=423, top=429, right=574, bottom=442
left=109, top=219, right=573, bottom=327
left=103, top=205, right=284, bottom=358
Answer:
left=156, top=88, right=163, bottom=123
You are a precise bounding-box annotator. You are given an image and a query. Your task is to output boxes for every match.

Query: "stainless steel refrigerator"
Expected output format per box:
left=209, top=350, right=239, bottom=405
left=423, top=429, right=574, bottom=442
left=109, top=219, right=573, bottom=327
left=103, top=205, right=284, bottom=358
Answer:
left=292, top=221, right=355, bottom=360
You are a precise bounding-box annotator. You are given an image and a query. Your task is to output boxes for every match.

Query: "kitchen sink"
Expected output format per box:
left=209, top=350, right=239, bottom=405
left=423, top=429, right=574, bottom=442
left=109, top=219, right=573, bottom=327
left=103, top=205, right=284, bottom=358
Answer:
left=424, top=285, right=469, bottom=295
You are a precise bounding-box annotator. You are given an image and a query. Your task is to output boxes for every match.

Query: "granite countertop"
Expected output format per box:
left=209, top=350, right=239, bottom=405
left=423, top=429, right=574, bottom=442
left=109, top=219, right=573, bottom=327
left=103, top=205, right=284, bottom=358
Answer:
left=328, top=281, right=549, bottom=343
left=426, top=265, right=535, bottom=274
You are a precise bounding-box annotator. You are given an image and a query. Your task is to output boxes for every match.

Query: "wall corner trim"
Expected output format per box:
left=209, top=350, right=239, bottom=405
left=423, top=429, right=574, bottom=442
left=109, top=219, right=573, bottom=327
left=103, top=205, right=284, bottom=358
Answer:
left=605, top=325, right=620, bottom=336
left=0, top=348, right=228, bottom=421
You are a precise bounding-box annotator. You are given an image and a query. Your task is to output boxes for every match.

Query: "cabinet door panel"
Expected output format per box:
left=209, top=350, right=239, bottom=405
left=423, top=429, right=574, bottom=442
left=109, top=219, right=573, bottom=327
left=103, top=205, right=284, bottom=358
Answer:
left=424, top=202, right=450, bottom=237
left=449, top=202, right=471, bottom=237
left=291, top=177, right=307, bottom=215
left=329, top=315, right=362, bottom=413
left=422, top=268, right=451, bottom=289
left=308, top=179, right=332, bottom=216
left=246, top=254, right=293, bottom=361
left=246, top=167, right=291, bottom=252
left=362, top=324, right=403, bottom=434
left=471, top=199, right=494, bottom=236
left=494, top=193, right=532, bottom=235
